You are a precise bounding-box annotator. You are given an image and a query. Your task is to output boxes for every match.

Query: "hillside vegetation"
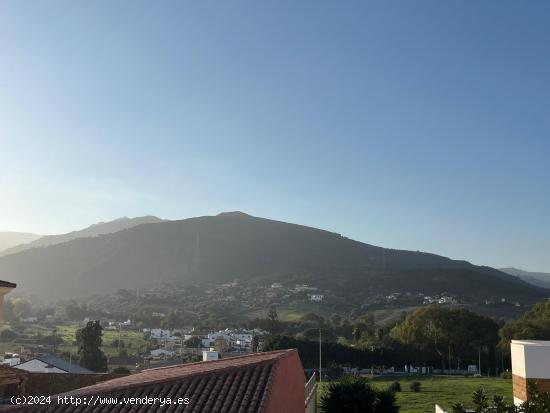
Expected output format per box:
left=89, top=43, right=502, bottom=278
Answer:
left=0, top=212, right=544, bottom=303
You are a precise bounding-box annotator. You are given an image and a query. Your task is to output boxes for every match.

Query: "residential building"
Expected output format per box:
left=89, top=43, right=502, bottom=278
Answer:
left=309, top=294, right=324, bottom=302
left=149, top=349, right=175, bottom=358
left=150, top=329, right=173, bottom=339
left=14, top=354, right=94, bottom=374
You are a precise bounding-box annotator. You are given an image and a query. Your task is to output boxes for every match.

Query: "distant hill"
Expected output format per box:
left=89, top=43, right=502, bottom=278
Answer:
left=0, top=216, right=163, bottom=257
left=500, top=267, right=550, bottom=290
left=0, top=212, right=545, bottom=302
left=0, top=232, right=41, bottom=253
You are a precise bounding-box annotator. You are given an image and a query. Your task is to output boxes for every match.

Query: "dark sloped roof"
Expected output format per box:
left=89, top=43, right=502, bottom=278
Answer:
left=0, top=280, right=16, bottom=288
left=11, top=349, right=298, bottom=412
left=15, top=354, right=94, bottom=374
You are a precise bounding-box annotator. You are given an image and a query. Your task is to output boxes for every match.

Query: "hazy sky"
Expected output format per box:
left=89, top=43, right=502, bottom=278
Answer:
left=1, top=1, right=549, bottom=271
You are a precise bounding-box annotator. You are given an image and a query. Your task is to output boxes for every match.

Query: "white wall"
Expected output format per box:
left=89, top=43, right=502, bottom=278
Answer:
left=511, top=340, right=550, bottom=379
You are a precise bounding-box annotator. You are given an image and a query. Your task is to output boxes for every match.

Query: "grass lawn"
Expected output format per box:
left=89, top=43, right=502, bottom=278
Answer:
left=318, top=376, right=512, bottom=413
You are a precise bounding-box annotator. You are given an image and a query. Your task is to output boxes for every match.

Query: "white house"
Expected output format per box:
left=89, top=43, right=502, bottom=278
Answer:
left=2, top=353, right=20, bottom=367
left=310, top=294, right=324, bottom=302
left=150, top=329, right=173, bottom=339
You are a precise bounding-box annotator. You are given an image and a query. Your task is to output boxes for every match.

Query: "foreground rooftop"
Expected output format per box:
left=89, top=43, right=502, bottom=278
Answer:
left=10, top=349, right=306, bottom=413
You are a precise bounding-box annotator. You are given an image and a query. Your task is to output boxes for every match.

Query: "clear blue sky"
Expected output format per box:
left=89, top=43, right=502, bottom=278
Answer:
left=1, top=1, right=549, bottom=271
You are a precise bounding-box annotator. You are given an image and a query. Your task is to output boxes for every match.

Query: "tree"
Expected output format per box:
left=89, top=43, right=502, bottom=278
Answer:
left=76, top=320, right=108, bottom=372
left=351, top=313, right=376, bottom=344
left=301, top=313, right=325, bottom=326
left=319, top=375, right=398, bottom=413
left=390, top=306, right=499, bottom=370
left=330, top=314, right=342, bottom=327
left=43, top=332, right=64, bottom=351
left=267, top=306, right=280, bottom=335
left=251, top=335, right=260, bottom=352
left=302, top=328, right=337, bottom=343
left=499, top=301, right=550, bottom=350
left=111, top=339, right=125, bottom=348
left=184, top=336, right=202, bottom=348
left=161, top=310, right=183, bottom=330
left=353, top=327, right=362, bottom=344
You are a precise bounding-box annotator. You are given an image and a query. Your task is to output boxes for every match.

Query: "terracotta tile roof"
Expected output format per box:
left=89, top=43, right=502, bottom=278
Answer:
left=9, top=349, right=298, bottom=412
left=0, top=280, right=16, bottom=288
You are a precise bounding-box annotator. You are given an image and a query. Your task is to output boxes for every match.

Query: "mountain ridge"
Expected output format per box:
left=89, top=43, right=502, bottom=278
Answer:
left=0, top=216, right=163, bottom=257
left=500, top=267, right=550, bottom=290
left=0, top=213, right=545, bottom=303
left=0, top=232, right=42, bottom=253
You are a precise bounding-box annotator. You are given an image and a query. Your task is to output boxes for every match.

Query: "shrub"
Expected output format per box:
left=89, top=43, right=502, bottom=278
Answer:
left=409, top=381, right=421, bottom=392
left=111, top=366, right=130, bottom=374
left=389, top=381, right=401, bottom=392
left=320, top=375, right=398, bottom=413
left=500, top=371, right=512, bottom=379
left=453, top=385, right=550, bottom=413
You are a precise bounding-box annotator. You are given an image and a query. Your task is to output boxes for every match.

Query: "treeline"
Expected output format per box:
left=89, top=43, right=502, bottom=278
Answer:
left=263, top=335, right=410, bottom=368
left=263, top=303, right=550, bottom=374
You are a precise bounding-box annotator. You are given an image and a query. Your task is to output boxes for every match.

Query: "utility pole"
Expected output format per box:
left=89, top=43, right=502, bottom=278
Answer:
left=319, top=329, right=322, bottom=383
left=478, top=347, right=481, bottom=375
left=118, top=324, right=122, bottom=353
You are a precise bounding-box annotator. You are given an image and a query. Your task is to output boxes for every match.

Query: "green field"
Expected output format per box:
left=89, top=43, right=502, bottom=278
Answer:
left=318, top=376, right=512, bottom=413
left=55, top=324, right=148, bottom=357
left=0, top=324, right=148, bottom=358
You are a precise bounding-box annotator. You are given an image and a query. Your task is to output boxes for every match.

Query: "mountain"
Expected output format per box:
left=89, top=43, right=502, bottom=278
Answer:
left=0, top=216, right=163, bottom=257
left=500, top=267, right=550, bottom=290
left=0, top=212, right=545, bottom=303
left=0, top=232, right=41, bottom=253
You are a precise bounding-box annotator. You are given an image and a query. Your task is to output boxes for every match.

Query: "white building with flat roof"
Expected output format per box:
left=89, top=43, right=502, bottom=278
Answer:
left=511, top=340, right=550, bottom=405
